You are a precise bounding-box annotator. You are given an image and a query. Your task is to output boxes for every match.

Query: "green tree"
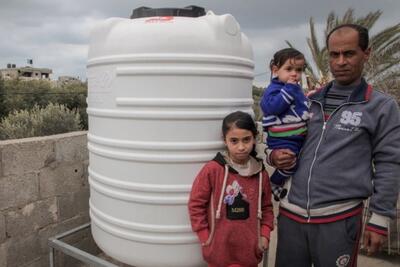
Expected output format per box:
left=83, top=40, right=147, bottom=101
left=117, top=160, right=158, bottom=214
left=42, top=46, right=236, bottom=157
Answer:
left=287, top=8, right=400, bottom=100
left=252, top=85, right=264, bottom=121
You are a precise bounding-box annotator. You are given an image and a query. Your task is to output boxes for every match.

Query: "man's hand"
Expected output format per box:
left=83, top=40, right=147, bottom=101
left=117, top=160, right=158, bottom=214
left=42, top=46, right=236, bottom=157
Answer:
left=363, top=230, right=386, bottom=256
left=270, top=149, right=296, bottom=169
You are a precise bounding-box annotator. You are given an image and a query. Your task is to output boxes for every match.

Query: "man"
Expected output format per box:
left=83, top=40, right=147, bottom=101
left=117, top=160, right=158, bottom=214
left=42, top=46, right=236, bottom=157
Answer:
left=269, top=24, right=400, bottom=267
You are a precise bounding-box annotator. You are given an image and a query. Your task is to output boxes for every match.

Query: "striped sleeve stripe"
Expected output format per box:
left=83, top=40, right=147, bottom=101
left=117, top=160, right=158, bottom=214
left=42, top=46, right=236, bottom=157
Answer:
left=281, top=89, right=294, bottom=101
left=262, top=116, right=279, bottom=127
left=281, top=93, right=291, bottom=104
left=262, top=121, right=279, bottom=127
left=263, top=115, right=277, bottom=120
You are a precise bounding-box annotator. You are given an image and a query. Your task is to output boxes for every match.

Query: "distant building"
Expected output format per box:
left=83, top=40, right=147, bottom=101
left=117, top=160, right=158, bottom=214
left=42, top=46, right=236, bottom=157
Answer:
left=0, top=64, right=52, bottom=80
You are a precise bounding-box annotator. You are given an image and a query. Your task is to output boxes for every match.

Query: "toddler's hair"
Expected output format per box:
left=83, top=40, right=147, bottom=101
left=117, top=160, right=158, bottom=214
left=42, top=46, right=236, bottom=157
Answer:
left=222, top=111, right=258, bottom=157
left=269, top=48, right=305, bottom=71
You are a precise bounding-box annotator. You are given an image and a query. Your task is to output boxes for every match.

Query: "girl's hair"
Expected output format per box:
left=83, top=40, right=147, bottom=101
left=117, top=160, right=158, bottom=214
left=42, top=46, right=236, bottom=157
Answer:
left=269, top=48, right=305, bottom=76
left=222, top=111, right=258, bottom=157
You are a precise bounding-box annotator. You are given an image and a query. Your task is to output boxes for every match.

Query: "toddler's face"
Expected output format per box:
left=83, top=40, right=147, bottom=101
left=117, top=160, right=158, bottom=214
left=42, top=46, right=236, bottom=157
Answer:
left=272, top=58, right=305, bottom=84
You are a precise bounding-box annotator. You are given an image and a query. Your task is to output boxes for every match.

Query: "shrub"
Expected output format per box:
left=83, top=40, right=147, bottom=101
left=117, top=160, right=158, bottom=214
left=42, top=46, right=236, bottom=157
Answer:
left=53, top=83, right=88, bottom=129
left=0, top=103, right=82, bottom=140
left=252, top=85, right=264, bottom=121
left=1, top=79, right=53, bottom=118
left=1, top=79, right=88, bottom=129
left=0, top=109, right=36, bottom=139
left=0, top=77, right=6, bottom=118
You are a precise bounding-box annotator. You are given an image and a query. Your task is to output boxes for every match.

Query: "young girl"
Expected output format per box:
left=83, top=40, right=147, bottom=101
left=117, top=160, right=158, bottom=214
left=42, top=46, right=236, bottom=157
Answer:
left=261, top=48, right=310, bottom=201
left=188, top=111, right=274, bottom=267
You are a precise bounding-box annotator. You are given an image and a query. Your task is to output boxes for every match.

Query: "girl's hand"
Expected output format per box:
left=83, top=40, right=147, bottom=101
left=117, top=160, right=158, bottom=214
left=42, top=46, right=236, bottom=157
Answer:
left=261, top=236, right=269, bottom=251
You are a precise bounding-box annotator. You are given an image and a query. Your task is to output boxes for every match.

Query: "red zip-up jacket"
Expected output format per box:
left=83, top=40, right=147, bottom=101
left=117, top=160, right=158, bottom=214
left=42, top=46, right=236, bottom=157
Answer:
left=188, top=152, right=274, bottom=267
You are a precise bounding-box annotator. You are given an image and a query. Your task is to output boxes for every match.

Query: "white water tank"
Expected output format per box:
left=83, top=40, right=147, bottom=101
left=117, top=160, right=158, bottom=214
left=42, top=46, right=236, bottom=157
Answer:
left=87, top=6, right=254, bottom=267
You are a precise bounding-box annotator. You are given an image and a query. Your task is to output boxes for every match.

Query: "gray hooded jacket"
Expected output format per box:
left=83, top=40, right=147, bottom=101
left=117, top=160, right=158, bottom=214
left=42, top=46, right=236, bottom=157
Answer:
left=280, top=78, right=400, bottom=231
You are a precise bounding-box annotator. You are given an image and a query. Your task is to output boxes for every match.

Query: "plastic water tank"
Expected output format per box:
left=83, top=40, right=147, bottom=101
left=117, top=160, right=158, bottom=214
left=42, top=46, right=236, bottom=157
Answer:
left=87, top=6, right=254, bottom=267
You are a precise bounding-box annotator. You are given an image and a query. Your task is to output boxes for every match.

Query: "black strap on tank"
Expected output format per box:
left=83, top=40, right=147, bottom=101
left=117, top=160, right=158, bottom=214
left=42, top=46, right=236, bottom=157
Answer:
left=130, top=6, right=206, bottom=19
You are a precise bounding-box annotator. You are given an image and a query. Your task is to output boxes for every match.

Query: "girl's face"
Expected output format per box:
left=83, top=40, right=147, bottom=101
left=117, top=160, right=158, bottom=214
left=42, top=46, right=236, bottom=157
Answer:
left=272, top=58, right=305, bottom=84
left=224, top=126, right=255, bottom=164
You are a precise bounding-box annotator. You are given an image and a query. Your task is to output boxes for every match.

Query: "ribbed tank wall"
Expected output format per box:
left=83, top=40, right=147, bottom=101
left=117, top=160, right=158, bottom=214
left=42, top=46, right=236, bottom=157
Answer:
left=87, top=10, right=254, bottom=267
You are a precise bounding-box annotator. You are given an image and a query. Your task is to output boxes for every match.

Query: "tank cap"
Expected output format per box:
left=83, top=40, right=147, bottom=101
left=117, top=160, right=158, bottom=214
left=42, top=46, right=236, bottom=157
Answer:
left=130, top=6, right=206, bottom=19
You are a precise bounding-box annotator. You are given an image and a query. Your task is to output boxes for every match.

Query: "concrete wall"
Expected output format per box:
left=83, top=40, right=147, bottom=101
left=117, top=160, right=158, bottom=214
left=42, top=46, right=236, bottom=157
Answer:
left=0, top=131, right=99, bottom=267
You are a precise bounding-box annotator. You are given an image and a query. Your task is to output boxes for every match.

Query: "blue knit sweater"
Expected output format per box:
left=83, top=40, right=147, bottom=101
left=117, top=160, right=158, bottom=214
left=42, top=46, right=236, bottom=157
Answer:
left=261, top=78, right=310, bottom=129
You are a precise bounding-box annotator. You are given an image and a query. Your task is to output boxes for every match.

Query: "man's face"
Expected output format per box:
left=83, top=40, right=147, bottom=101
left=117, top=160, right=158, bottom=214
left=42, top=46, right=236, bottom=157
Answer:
left=328, top=28, right=370, bottom=86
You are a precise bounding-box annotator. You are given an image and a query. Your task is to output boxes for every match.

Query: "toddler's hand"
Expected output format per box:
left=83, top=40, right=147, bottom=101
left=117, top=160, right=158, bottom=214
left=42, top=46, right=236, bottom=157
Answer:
left=287, top=77, right=299, bottom=84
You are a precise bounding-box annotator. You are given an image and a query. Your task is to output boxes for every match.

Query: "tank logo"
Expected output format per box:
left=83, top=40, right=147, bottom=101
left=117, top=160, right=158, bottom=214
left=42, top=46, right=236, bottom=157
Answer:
left=87, top=70, right=114, bottom=104
left=336, top=254, right=350, bottom=267
left=145, top=16, right=174, bottom=23
left=87, top=70, right=114, bottom=92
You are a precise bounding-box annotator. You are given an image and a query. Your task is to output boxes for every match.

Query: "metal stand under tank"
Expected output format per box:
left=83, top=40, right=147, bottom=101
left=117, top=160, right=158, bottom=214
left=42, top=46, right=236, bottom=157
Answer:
left=48, top=223, right=119, bottom=267
left=48, top=223, right=269, bottom=266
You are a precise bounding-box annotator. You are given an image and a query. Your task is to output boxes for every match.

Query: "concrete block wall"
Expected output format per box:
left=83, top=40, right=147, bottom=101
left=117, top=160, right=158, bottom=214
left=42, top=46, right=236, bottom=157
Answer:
left=0, top=131, right=99, bottom=267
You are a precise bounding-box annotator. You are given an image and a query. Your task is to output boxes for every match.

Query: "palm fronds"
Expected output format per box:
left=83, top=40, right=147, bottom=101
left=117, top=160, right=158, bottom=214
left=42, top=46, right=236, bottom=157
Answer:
left=285, top=8, right=400, bottom=102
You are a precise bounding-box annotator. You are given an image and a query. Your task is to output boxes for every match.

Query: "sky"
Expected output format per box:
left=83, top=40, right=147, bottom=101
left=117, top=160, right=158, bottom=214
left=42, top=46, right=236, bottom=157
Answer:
left=1, top=0, right=399, bottom=86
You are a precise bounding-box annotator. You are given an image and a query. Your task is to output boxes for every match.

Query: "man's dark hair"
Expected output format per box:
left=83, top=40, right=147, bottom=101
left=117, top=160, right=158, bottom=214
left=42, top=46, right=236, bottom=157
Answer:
left=326, top=24, right=369, bottom=51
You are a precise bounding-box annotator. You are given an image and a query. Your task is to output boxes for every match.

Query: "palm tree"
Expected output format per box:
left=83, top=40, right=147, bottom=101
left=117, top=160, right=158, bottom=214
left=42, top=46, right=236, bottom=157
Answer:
left=252, top=85, right=264, bottom=121
left=287, top=8, right=400, bottom=98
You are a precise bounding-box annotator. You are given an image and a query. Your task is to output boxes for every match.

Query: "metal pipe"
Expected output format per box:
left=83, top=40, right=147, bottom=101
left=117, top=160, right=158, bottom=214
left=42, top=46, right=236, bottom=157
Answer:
left=52, top=222, right=91, bottom=239
left=262, top=250, right=269, bottom=267
left=48, top=239, right=119, bottom=267
left=48, top=222, right=119, bottom=267
left=49, top=247, right=55, bottom=267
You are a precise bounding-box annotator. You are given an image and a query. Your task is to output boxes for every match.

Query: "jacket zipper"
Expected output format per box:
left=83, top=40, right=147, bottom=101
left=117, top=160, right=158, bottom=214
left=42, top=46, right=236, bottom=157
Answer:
left=306, top=104, right=325, bottom=221
left=305, top=99, right=366, bottom=222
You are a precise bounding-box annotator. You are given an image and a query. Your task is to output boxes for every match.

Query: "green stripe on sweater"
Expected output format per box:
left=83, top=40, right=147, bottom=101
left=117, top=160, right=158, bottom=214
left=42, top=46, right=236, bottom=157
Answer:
left=268, top=127, right=307, bottom=137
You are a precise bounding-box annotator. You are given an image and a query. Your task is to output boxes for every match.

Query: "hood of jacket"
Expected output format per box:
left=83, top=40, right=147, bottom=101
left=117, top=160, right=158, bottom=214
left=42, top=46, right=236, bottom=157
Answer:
left=212, top=151, right=264, bottom=177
